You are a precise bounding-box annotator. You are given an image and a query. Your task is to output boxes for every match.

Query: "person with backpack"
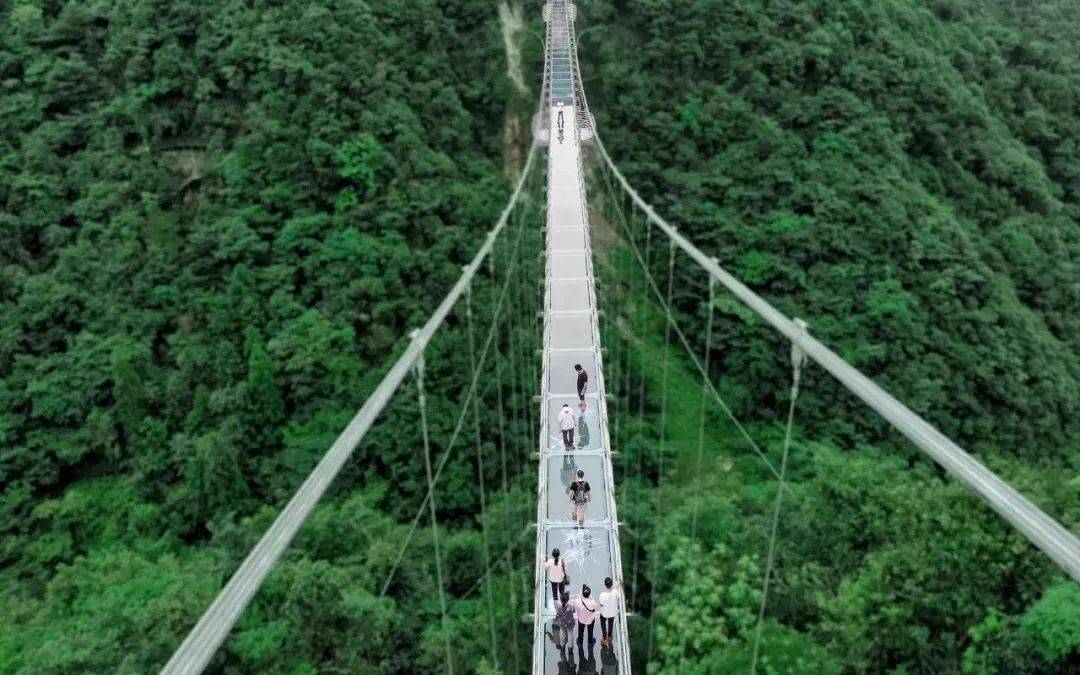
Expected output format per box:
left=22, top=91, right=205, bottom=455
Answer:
left=598, top=576, right=619, bottom=645
left=544, top=548, right=568, bottom=606
left=569, top=584, right=599, bottom=646
left=574, top=364, right=589, bottom=403
left=559, top=403, right=576, bottom=451
left=568, top=470, right=590, bottom=527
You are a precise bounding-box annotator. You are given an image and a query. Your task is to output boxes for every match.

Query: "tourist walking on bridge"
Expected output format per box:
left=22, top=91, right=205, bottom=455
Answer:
left=570, top=585, right=598, bottom=647
left=559, top=404, right=576, bottom=451
left=598, top=577, right=619, bottom=645
left=551, top=591, right=575, bottom=654
left=544, top=548, right=568, bottom=606
left=574, top=364, right=588, bottom=403
left=568, top=469, right=590, bottom=527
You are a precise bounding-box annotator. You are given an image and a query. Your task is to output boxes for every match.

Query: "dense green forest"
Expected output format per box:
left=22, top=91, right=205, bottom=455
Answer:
left=583, top=0, right=1080, bottom=673
left=1, top=0, right=1078, bottom=673
left=1, top=1, right=544, bottom=672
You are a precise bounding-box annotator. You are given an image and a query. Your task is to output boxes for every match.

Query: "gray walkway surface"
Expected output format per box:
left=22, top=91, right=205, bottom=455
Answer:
left=531, top=98, right=629, bottom=673
left=532, top=2, right=630, bottom=671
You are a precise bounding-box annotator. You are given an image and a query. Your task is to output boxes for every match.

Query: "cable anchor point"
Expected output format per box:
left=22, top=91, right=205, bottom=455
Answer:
left=790, top=318, right=809, bottom=387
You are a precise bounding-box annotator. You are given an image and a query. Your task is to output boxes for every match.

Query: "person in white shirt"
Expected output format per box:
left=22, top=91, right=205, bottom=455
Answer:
left=569, top=584, right=598, bottom=646
left=543, top=547, right=568, bottom=605
left=558, top=403, right=576, bottom=451
left=598, top=576, right=619, bottom=646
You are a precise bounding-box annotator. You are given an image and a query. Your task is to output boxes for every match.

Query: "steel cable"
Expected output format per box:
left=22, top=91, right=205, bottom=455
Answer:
left=594, top=131, right=1080, bottom=581
left=161, top=143, right=539, bottom=675
left=750, top=332, right=806, bottom=673
left=414, top=355, right=454, bottom=674
left=379, top=185, right=534, bottom=598
left=647, top=237, right=677, bottom=665
left=465, top=282, right=499, bottom=668
left=594, top=159, right=792, bottom=492
left=690, top=275, right=716, bottom=542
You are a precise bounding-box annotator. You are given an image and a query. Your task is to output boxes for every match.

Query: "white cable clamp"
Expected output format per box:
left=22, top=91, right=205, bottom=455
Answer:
left=790, top=318, right=809, bottom=388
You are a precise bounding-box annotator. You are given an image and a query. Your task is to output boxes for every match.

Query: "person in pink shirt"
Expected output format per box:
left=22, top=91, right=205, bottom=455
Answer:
left=568, top=584, right=598, bottom=646
left=543, top=548, right=568, bottom=605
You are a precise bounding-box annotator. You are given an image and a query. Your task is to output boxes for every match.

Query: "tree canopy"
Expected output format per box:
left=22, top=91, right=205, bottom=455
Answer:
left=1, top=0, right=1077, bottom=673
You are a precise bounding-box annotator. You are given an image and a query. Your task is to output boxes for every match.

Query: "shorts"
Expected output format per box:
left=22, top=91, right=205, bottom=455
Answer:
left=572, top=502, right=587, bottom=523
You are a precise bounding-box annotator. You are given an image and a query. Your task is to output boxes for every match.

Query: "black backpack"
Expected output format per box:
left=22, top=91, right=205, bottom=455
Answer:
left=570, top=480, right=589, bottom=504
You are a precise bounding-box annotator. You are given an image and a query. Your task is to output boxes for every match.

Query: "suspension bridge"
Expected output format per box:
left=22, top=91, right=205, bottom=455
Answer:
left=530, top=1, right=629, bottom=672
left=162, top=1, right=1080, bottom=673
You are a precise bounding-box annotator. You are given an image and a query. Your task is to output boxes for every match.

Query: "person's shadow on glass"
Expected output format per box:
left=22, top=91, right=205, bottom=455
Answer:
left=600, top=640, right=618, bottom=674
left=577, top=642, right=597, bottom=674
left=560, top=454, right=578, bottom=491
left=557, top=638, right=576, bottom=675
left=577, top=407, right=591, bottom=449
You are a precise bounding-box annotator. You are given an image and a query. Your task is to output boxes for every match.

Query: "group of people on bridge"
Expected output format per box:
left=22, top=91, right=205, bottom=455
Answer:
left=542, top=548, right=620, bottom=648
left=557, top=364, right=592, bottom=526
left=557, top=364, right=589, bottom=451
left=544, top=353, right=620, bottom=668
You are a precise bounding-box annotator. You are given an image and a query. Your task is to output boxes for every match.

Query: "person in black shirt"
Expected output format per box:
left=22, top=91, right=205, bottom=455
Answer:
left=568, top=469, right=591, bottom=527
left=574, top=364, right=588, bottom=403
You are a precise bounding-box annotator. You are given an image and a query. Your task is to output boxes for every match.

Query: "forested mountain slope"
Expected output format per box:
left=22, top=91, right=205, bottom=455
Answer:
left=1, top=1, right=536, bottom=672
left=585, top=0, right=1079, bottom=461
left=581, top=0, right=1079, bottom=672
left=2, top=0, right=1078, bottom=673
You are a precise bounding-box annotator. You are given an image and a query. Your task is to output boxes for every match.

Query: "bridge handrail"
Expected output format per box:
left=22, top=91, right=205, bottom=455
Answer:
left=592, top=132, right=1080, bottom=583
